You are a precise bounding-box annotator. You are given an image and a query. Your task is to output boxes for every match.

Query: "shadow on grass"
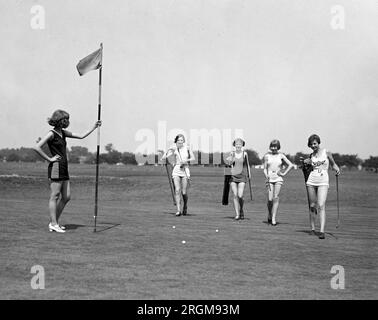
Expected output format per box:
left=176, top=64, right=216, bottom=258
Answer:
left=94, top=222, right=121, bottom=233
left=295, top=229, right=338, bottom=239
left=64, top=224, right=87, bottom=230
left=262, top=221, right=290, bottom=226
left=162, top=211, right=197, bottom=217
left=222, top=216, right=251, bottom=221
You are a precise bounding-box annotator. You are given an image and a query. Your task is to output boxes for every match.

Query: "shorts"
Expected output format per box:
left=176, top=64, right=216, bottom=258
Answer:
left=172, top=165, right=190, bottom=178
left=48, top=161, right=69, bottom=181
left=268, top=180, right=283, bottom=186
left=230, top=174, right=247, bottom=184
left=306, top=171, right=329, bottom=187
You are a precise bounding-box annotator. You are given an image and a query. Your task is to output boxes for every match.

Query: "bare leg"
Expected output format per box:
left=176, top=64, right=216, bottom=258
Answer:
left=173, top=177, right=182, bottom=215
left=237, top=183, right=245, bottom=219
left=56, top=181, right=71, bottom=222
left=307, top=185, right=317, bottom=232
left=267, top=184, right=273, bottom=223
left=230, top=182, right=240, bottom=219
left=182, top=178, right=189, bottom=215
left=49, top=182, right=62, bottom=225
left=271, top=184, right=282, bottom=225
left=317, top=186, right=329, bottom=234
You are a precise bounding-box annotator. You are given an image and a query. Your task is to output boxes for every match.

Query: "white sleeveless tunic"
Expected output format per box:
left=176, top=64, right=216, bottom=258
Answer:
left=306, top=148, right=329, bottom=187
left=170, top=145, right=191, bottom=178
left=265, top=152, right=284, bottom=184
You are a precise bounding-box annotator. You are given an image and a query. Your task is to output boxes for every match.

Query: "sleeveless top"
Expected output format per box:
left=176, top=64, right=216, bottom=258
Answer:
left=170, top=145, right=191, bottom=178
left=231, top=152, right=246, bottom=175
left=229, top=152, right=248, bottom=184
left=306, top=148, right=329, bottom=187
left=264, top=152, right=284, bottom=183
left=47, top=129, right=69, bottom=180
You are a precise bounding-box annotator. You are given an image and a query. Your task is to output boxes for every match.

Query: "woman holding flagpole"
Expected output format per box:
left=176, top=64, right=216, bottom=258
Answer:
left=34, top=110, right=101, bottom=233
left=226, top=138, right=250, bottom=220
left=161, top=134, right=195, bottom=216
left=263, top=139, right=294, bottom=226
left=303, top=134, right=340, bottom=239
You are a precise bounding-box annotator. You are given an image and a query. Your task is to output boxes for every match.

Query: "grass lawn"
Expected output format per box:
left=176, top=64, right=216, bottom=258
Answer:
left=0, top=162, right=377, bottom=299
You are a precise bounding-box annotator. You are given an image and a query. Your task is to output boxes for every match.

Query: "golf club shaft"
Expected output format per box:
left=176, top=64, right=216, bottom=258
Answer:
left=336, top=174, right=340, bottom=228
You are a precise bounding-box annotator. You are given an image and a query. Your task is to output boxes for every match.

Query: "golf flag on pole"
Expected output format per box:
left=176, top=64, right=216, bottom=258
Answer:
left=76, top=47, right=102, bottom=76
left=76, top=44, right=103, bottom=232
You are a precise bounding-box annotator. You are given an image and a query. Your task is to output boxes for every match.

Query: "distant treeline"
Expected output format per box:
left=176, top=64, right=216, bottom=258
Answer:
left=1, top=144, right=378, bottom=170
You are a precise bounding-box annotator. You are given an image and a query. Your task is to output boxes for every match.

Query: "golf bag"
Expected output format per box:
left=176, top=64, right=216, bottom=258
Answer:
left=222, top=165, right=232, bottom=205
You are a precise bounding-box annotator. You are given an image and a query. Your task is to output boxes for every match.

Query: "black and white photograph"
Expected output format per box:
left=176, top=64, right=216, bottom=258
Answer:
left=0, top=0, right=377, bottom=306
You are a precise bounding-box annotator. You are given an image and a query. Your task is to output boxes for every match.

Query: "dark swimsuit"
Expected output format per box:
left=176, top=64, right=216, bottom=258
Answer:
left=47, top=130, right=69, bottom=181
left=230, top=152, right=248, bottom=183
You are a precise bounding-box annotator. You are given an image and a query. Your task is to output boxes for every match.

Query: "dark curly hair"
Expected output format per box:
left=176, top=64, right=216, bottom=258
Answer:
left=307, top=134, right=321, bottom=147
left=232, top=138, right=245, bottom=147
left=174, top=134, right=185, bottom=143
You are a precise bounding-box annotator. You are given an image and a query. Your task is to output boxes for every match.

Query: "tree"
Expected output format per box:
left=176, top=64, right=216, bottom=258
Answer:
left=121, top=152, right=137, bottom=165
left=332, top=153, right=360, bottom=167
left=68, top=146, right=90, bottom=163
left=7, top=153, right=20, bottom=162
left=364, top=156, right=378, bottom=172
left=103, top=143, right=122, bottom=164
left=105, top=143, right=114, bottom=153
left=293, top=152, right=311, bottom=165
left=245, top=149, right=261, bottom=165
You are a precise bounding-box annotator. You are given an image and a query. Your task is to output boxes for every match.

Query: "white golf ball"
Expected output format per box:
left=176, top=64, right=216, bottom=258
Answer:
left=216, top=229, right=219, bottom=233
left=172, top=226, right=176, bottom=229
left=182, top=240, right=186, bottom=244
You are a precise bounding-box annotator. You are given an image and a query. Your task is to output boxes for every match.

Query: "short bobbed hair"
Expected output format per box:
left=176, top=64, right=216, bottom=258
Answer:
left=233, top=138, right=245, bottom=147
left=307, top=134, right=321, bottom=147
left=269, top=139, right=281, bottom=150
left=47, top=109, right=70, bottom=127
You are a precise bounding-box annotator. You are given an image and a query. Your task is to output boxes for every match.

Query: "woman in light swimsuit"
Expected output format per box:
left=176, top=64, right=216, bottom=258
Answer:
left=263, top=140, right=294, bottom=226
left=303, top=134, right=340, bottom=239
left=161, top=134, right=195, bottom=216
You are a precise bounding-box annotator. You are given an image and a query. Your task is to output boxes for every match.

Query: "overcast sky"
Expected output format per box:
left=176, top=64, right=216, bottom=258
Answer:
left=1, top=0, right=377, bottom=159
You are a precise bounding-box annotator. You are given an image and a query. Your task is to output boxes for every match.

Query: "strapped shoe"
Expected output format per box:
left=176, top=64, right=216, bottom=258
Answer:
left=49, top=223, right=66, bottom=233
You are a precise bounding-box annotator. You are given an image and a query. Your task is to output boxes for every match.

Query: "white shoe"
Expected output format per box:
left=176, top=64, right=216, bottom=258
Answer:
left=49, top=223, right=66, bottom=233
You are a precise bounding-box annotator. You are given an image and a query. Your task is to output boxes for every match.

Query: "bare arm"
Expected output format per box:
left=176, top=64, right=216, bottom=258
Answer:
left=64, top=121, right=101, bottom=139
left=159, top=147, right=175, bottom=161
left=263, top=154, right=269, bottom=179
left=188, top=149, right=196, bottom=162
left=327, top=151, right=341, bottom=175
left=225, top=151, right=235, bottom=165
left=33, top=132, right=60, bottom=162
left=279, top=154, right=294, bottom=176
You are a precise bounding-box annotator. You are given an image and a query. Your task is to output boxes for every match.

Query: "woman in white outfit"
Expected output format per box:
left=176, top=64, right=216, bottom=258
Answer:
left=161, top=134, right=195, bottom=216
left=263, top=140, right=294, bottom=226
left=303, top=134, right=340, bottom=239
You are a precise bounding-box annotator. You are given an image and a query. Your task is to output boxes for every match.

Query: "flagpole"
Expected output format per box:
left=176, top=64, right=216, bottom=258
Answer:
left=94, top=43, right=103, bottom=233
